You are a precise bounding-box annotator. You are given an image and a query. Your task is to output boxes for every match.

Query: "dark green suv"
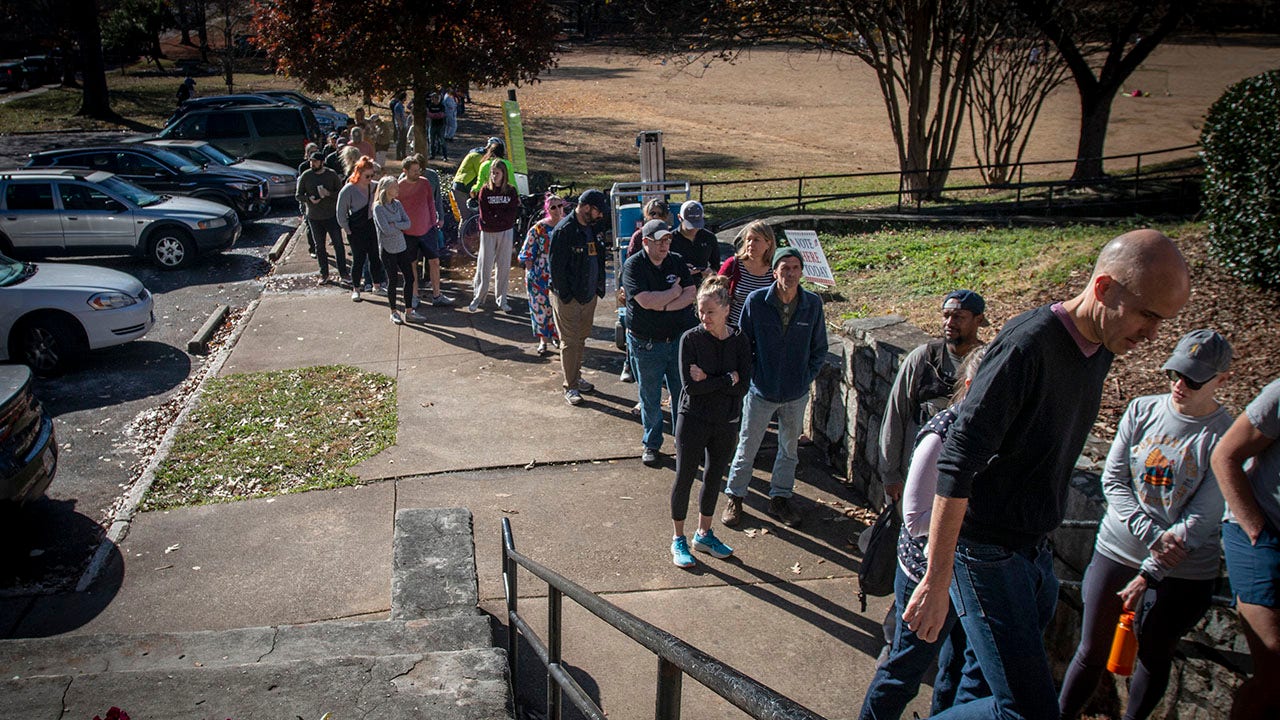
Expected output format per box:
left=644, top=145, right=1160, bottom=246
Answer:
left=157, top=104, right=322, bottom=167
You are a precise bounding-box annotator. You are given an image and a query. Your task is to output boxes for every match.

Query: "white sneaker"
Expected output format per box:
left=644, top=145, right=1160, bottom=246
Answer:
left=390, top=311, right=403, bottom=325
left=467, top=300, right=480, bottom=312
left=564, top=388, right=582, bottom=406
left=351, top=289, right=361, bottom=302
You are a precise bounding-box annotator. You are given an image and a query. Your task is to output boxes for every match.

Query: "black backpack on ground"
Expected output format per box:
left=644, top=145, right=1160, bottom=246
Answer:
left=857, top=500, right=902, bottom=612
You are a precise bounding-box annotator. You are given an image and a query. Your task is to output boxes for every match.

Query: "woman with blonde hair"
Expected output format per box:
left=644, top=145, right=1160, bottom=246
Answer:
left=718, top=220, right=776, bottom=327
left=469, top=160, right=520, bottom=312
left=338, top=145, right=362, bottom=178
left=373, top=176, right=422, bottom=325
left=668, top=274, right=753, bottom=568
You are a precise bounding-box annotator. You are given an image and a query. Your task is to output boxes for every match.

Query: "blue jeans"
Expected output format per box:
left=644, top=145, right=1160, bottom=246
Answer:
left=724, top=390, right=807, bottom=499
left=629, top=334, right=682, bottom=451
left=931, top=539, right=1059, bottom=720
left=860, top=563, right=987, bottom=719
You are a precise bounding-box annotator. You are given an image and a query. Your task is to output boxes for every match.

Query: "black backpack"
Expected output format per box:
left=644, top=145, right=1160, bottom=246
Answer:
left=857, top=500, right=902, bottom=612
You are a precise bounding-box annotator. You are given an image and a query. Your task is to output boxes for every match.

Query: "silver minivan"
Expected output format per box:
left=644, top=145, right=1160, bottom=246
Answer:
left=0, top=168, right=241, bottom=269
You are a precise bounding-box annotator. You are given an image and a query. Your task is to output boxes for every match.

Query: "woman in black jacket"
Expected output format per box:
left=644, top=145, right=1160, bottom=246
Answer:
left=669, top=274, right=753, bottom=568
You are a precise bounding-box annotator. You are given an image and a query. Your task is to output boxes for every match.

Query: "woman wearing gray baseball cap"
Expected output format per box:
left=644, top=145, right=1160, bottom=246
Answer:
left=1060, top=328, right=1234, bottom=720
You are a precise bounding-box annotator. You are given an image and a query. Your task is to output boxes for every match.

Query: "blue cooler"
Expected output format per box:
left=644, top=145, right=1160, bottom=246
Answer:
left=614, top=202, right=643, bottom=242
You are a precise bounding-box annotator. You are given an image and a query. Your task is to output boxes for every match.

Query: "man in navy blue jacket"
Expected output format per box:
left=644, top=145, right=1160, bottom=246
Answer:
left=722, top=247, right=828, bottom=528
left=902, top=229, right=1190, bottom=720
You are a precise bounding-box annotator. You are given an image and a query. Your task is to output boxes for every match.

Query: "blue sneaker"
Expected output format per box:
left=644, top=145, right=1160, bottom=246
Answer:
left=692, top=529, right=733, bottom=559
left=671, top=536, right=696, bottom=568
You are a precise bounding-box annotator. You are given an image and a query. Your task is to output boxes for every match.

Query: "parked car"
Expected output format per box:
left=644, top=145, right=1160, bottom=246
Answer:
left=0, top=168, right=241, bottom=269
left=255, top=90, right=352, bottom=133
left=0, top=61, right=28, bottom=92
left=26, top=145, right=269, bottom=219
left=20, top=55, right=58, bottom=86
left=156, top=104, right=321, bottom=167
left=1, top=252, right=155, bottom=377
left=165, top=93, right=279, bottom=127
left=136, top=138, right=297, bottom=201
left=0, top=364, right=56, bottom=504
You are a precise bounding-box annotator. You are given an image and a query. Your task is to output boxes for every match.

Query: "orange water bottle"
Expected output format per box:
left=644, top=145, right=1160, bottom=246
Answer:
left=1106, top=610, right=1138, bottom=676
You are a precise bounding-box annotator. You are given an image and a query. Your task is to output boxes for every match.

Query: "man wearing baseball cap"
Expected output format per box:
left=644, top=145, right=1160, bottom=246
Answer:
left=672, top=200, right=721, bottom=284
left=880, top=289, right=988, bottom=505
left=549, top=189, right=611, bottom=406
left=722, top=246, right=829, bottom=528
left=622, top=219, right=697, bottom=465
left=296, top=150, right=347, bottom=285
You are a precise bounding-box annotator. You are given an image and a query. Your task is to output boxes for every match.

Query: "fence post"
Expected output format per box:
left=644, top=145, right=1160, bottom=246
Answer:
left=1016, top=164, right=1024, bottom=209
left=797, top=176, right=804, bottom=212
left=548, top=587, right=563, bottom=720
left=503, top=519, right=519, bottom=704
left=655, top=656, right=683, bottom=720
left=897, top=173, right=904, bottom=212
left=1134, top=154, right=1143, bottom=200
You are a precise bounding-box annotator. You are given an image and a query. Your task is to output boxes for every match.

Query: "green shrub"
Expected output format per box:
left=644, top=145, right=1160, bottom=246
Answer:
left=1201, top=70, right=1280, bottom=288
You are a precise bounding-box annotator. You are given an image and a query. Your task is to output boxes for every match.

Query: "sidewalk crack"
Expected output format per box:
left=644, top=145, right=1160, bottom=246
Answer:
left=57, top=676, right=73, bottom=720
left=255, top=626, right=280, bottom=663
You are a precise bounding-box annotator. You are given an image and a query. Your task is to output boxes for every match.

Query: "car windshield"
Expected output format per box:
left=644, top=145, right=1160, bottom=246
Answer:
left=145, top=147, right=203, bottom=173
left=0, top=253, right=33, bottom=287
left=191, top=143, right=238, bottom=165
left=99, top=175, right=163, bottom=207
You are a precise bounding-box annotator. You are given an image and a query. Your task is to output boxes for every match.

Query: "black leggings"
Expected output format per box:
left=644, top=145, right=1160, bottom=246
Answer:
left=671, top=413, right=737, bottom=521
left=348, top=225, right=383, bottom=289
left=381, top=248, right=415, bottom=313
left=1059, top=552, right=1213, bottom=720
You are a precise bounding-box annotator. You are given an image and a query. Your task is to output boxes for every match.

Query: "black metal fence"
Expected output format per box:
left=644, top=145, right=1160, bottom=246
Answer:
left=501, top=518, right=828, bottom=720
left=692, top=144, right=1202, bottom=229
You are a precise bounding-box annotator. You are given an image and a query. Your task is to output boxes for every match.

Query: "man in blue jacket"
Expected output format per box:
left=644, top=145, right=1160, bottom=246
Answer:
left=722, top=247, right=828, bottom=528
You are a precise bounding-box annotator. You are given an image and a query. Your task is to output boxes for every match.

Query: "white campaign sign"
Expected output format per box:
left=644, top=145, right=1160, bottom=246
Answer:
left=783, top=229, right=836, bottom=286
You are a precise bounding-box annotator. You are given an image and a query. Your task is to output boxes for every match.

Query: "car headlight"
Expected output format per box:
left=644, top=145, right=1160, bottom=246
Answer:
left=269, top=175, right=286, bottom=183
left=87, top=292, right=138, bottom=310
left=197, top=217, right=228, bottom=229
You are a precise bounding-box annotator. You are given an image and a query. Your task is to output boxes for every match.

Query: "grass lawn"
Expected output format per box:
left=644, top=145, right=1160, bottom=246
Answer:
left=143, top=365, right=397, bottom=510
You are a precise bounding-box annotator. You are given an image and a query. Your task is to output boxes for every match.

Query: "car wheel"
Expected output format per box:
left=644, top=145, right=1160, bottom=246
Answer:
left=13, top=314, right=86, bottom=377
left=150, top=228, right=197, bottom=269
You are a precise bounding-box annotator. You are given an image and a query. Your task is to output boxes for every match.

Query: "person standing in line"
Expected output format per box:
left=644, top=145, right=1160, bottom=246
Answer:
left=1211, top=377, right=1280, bottom=720
left=335, top=156, right=385, bottom=302
left=398, top=155, right=452, bottom=307
left=425, top=91, right=448, bottom=161
left=350, top=127, right=374, bottom=159
left=668, top=274, right=752, bottom=568
left=622, top=219, right=697, bottom=467
left=295, top=150, right=348, bottom=286
left=902, top=229, right=1191, bottom=720
left=297, top=142, right=321, bottom=258
left=518, top=192, right=567, bottom=354
left=671, top=200, right=721, bottom=284
left=717, top=220, right=776, bottom=328
left=442, top=89, right=458, bottom=142
left=721, top=247, right=829, bottom=529
left=390, top=92, right=408, bottom=160
left=620, top=198, right=673, bottom=384
left=452, top=137, right=501, bottom=223
left=469, top=161, right=520, bottom=313
left=1059, top=329, right=1235, bottom=720
left=860, top=346, right=991, bottom=720
left=469, top=143, right=515, bottom=197
left=549, top=189, right=609, bottom=406
left=373, top=177, right=424, bottom=325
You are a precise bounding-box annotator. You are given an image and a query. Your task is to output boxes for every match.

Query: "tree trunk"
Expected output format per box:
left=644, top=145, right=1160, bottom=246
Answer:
left=72, top=0, right=113, bottom=119
left=178, top=0, right=194, bottom=45
left=1072, top=85, right=1112, bottom=181
left=411, top=79, right=429, bottom=158
left=197, top=1, right=209, bottom=63
left=221, top=1, right=234, bottom=93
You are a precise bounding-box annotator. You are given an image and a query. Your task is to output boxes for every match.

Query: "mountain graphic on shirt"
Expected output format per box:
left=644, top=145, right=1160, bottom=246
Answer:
left=1141, top=447, right=1175, bottom=487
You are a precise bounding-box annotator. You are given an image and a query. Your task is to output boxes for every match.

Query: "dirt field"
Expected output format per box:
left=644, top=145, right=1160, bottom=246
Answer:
left=469, top=40, right=1280, bottom=185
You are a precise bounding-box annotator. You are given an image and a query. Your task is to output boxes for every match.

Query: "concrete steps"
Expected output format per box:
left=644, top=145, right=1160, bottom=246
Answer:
left=0, top=508, right=512, bottom=719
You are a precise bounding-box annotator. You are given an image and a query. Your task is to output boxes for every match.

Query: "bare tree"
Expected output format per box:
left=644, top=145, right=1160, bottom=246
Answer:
left=967, top=31, right=1069, bottom=185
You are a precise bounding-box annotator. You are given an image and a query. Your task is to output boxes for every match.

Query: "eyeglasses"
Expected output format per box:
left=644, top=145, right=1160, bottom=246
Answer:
left=1166, top=369, right=1212, bottom=390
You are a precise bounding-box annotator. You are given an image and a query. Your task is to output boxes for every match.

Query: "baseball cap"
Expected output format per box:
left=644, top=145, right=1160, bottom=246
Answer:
left=642, top=219, right=672, bottom=241
left=1162, top=329, right=1232, bottom=384
left=309, top=151, right=325, bottom=161
left=679, top=200, right=705, bottom=230
left=942, top=289, right=989, bottom=326
left=486, top=136, right=502, bottom=146
left=772, top=246, right=803, bottom=269
left=577, top=189, right=610, bottom=218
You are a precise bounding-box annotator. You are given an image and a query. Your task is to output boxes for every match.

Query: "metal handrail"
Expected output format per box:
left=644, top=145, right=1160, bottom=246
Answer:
left=501, top=518, right=827, bottom=720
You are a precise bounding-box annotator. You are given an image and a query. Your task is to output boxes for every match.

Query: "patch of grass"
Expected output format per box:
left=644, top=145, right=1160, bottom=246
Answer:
left=144, top=365, right=397, bottom=510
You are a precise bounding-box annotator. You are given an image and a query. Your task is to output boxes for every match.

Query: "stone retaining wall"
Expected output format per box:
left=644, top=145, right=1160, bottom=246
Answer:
left=806, top=315, right=1247, bottom=719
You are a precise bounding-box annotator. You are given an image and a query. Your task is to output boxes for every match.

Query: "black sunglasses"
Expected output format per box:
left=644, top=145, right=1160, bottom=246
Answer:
left=1166, top=369, right=1212, bottom=391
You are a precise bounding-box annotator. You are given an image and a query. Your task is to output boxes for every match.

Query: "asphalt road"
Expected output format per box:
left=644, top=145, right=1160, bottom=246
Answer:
left=1, top=131, right=302, bottom=594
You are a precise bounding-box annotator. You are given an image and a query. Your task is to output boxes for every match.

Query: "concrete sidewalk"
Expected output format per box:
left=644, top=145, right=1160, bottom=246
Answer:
left=8, top=230, right=926, bottom=719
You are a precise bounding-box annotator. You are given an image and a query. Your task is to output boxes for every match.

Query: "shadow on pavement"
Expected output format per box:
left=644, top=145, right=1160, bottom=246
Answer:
left=487, top=611, right=604, bottom=720
left=34, top=340, right=190, bottom=416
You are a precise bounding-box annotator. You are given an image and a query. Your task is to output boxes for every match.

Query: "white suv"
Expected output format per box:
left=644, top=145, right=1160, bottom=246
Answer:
left=0, top=168, right=241, bottom=270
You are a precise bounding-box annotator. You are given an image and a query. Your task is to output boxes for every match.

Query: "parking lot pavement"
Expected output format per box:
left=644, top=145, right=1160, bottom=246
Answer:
left=1, top=201, right=301, bottom=596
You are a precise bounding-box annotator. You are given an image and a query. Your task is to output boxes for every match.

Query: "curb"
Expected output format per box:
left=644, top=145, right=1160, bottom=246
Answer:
left=186, top=304, right=229, bottom=355
left=76, top=298, right=263, bottom=592
left=268, top=226, right=297, bottom=262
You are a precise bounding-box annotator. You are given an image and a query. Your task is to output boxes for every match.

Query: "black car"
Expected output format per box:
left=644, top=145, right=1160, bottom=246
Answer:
left=0, top=61, right=28, bottom=92
left=21, top=55, right=59, bottom=86
left=0, top=364, right=56, bottom=505
left=166, top=93, right=278, bottom=126
left=25, top=145, right=270, bottom=219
